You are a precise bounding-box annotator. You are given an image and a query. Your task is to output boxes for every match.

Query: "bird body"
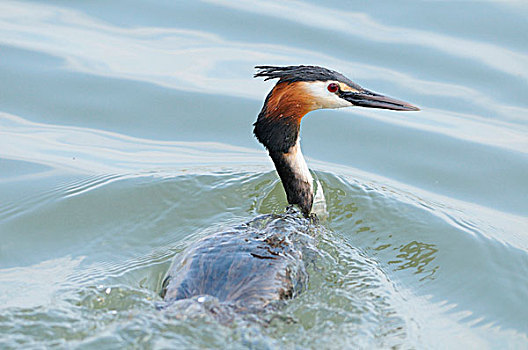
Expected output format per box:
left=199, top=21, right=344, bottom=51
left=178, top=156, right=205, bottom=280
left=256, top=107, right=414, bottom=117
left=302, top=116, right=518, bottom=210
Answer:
left=161, top=209, right=314, bottom=311
left=162, top=65, right=418, bottom=310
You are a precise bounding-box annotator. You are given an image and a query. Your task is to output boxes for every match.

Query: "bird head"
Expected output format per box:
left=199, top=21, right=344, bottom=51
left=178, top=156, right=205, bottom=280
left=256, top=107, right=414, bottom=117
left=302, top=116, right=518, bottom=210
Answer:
left=253, top=65, right=419, bottom=154
left=254, top=65, right=419, bottom=112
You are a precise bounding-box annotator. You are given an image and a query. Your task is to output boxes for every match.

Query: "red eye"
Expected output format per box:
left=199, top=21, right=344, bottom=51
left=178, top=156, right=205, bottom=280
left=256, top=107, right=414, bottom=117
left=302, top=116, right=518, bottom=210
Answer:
left=327, top=83, right=339, bottom=93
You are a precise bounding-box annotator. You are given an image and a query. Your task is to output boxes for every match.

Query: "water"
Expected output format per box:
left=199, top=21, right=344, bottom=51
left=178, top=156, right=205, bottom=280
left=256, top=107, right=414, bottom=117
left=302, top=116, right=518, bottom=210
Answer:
left=0, top=0, right=527, bottom=348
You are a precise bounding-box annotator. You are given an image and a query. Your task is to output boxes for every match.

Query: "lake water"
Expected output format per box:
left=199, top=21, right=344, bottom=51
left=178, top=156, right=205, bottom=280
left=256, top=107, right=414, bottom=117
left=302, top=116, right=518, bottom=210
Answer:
left=1, top=0, right=527, bottom=348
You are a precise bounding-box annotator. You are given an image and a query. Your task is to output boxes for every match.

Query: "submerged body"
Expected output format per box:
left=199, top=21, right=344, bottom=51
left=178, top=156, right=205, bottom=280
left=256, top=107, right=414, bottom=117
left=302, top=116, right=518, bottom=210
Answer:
left=162, top=66, right=418, bottom=309
left=161, top=209, right=315, bottom=310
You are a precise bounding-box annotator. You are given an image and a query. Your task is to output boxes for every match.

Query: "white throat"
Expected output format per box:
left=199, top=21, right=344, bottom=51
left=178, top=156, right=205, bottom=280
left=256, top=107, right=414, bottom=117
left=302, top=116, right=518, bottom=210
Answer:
left=283, top=139, right=313, bottom=190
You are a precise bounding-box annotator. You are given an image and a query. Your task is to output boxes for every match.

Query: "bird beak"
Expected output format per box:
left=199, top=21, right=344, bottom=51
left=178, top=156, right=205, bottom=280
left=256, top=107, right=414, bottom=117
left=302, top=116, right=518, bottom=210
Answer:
left=340, top=89, right=420, bottom=111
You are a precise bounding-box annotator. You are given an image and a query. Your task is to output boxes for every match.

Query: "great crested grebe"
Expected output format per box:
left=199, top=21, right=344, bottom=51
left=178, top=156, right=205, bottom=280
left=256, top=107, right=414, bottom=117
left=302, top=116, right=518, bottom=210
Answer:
left=161, top=65, right=419, bottom=311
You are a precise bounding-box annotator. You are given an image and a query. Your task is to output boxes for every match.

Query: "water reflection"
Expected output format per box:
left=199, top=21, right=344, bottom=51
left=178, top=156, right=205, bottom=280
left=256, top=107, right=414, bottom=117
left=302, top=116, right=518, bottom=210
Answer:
left=207, top=0, right=528, bottom=80
left=1, top=0, right=527, bottom=154
left=0, top=112, right=266, bottom=173
left=389, top=240, right=438, bottom=281
left=1, top=0, right=527, bottom=346
left=0, top=256, right=84, bottom=308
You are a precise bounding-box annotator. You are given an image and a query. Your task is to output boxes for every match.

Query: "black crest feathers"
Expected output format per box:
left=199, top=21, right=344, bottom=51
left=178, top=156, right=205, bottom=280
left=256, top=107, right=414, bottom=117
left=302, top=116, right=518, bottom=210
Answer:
left=254, top=65, right=359, bottom=88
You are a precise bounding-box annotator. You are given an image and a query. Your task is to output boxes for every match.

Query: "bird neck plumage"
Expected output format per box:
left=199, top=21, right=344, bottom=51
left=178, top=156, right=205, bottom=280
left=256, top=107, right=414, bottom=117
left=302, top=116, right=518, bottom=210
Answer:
left=253, top=83, right=314, bottom=217
left=269, top=140, right=314, bottom=217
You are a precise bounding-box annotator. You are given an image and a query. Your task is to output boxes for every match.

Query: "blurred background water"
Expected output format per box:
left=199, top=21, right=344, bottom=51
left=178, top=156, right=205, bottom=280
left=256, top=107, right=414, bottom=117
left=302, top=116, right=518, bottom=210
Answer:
left=0, top=0, right=527, bottom=348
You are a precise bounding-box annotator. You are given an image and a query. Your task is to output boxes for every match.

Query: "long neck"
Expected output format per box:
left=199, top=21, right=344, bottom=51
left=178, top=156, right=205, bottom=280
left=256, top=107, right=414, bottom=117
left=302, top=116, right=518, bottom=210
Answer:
left=253, top=82, right=314, bottom=217
left=269, top=140, right=313, bottom=217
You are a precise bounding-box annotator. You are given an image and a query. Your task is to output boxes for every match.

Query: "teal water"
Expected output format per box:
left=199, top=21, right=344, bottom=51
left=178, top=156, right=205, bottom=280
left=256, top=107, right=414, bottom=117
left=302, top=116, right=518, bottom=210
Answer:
left=0, top=1, right=527, bottom=348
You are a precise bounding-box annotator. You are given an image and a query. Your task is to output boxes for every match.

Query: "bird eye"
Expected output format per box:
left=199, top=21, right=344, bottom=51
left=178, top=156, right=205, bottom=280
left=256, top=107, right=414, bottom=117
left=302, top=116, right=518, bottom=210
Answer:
left=327, top=83, right=339, bottom=93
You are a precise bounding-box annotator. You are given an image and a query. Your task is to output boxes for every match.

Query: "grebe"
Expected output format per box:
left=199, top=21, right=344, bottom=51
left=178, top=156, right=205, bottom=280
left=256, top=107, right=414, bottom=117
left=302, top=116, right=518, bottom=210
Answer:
left=161, top=65, right=419, bottom=311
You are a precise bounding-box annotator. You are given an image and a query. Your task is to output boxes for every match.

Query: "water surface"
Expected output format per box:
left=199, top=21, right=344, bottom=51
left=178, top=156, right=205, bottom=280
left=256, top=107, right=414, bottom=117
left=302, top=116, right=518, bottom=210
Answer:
left=0, top=1, right=527, bottom=348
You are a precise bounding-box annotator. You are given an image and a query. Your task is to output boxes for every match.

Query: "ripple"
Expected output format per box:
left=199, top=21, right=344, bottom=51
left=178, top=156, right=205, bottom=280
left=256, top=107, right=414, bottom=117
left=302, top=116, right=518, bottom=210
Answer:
left=0, top=1, right=527, bottom=346
left=206, top=0, right=528, bottom=80
left=1, top=0, right=526, bottom=152
left=0, top=168, right=526, bottom=347
left=0, top=112, right=267, bottom=173
left=0, top=256, right=84, bottom=309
